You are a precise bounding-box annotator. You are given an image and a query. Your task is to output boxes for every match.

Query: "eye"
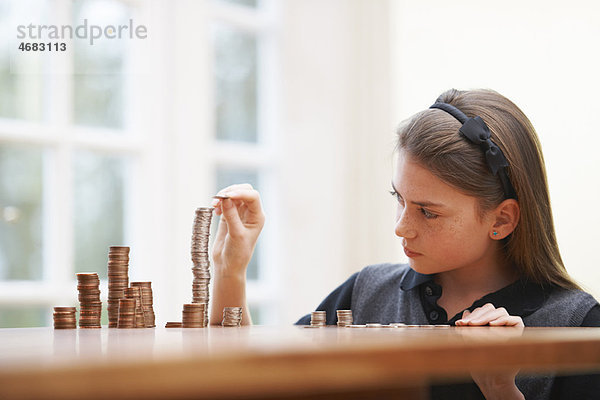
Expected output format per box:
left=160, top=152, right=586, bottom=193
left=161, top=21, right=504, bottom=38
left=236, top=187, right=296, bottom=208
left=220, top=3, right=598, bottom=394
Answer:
left=419, top=207, right=438, bottom=219
left=389, top=190, right=403, bottom=204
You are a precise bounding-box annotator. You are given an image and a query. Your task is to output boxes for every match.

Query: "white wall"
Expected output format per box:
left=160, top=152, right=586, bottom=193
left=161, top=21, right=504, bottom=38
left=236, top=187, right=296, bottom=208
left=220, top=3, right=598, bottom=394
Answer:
left=277, top=0, right=400, bottom=323
left=390, top=0, right=600, bottom=299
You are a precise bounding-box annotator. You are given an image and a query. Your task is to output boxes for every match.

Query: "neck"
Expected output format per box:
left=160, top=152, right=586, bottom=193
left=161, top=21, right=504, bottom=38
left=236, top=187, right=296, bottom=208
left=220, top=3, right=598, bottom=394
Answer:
left=434, top=251, right=518, bottom=317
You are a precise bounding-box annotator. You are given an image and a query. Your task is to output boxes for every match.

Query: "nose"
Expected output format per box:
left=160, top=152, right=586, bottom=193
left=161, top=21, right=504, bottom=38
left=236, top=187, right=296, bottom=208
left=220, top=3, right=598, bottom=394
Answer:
left=395, top=206, right=416, bottom=239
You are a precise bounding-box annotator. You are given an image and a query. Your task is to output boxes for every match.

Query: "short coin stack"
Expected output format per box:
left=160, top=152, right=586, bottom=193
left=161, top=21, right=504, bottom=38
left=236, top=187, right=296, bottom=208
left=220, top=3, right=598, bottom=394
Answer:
left=53, top=307, right=77, bottom=329
left=124, top=287, right=145, bottom=328
left=222, top=307, right=243, bottom=327
left=310, top=311, right=326, bottom=327
left=107, top=246, right=130, bottom=328
left=117, top=298, right=136, bottom=328
left=190, top=207, right=214, bottom=326
left=77, top=273, right=102, bottom=329
left=131, top=282, right=156, bottom=327
left=336, top=309, right=353, bottom=327
left=182, top=303, right=207, bottom=328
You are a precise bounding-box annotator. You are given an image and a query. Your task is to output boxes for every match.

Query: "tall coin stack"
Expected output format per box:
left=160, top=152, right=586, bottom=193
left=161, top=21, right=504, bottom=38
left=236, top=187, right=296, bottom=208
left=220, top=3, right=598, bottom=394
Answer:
left=77, top=273, right=102, bottom=329
left=107, top=246, right=130, bottom=328
left=336, top=309, right=353, bottom=327
left=310, top=311, right=326, bottom=327
left=182, top=303, right=206, bottom=328
left=191, top=207, right=214, bottom=326
left=53, top=306, right=77, bottom=329
left=117, top=298, right=136, bottom=328
left=222, top=307, right=243, bottom=327
left=124, top=287, right=145, bottom=328
left=131, top=282, right=155, bottom=327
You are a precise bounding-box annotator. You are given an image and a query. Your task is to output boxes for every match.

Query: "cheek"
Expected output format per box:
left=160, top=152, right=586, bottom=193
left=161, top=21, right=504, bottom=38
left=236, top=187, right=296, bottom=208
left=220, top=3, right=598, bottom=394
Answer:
left=424, top=217, right=485, bottom=261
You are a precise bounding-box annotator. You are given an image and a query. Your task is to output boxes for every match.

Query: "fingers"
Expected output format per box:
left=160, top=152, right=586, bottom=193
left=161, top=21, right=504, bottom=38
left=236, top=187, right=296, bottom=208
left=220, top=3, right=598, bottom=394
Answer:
left=456, top=303, right=523, bottom=327
left=489, top=316, right=524, bottom=327
left=212, top=184, right=264, bottom=225
left=220, top=198, right=245, bottom=239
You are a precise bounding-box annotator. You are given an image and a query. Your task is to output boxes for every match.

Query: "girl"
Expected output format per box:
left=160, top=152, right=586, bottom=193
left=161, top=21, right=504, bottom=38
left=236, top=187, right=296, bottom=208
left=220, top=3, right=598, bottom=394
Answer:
left=209, top=89, right=600, bottom=400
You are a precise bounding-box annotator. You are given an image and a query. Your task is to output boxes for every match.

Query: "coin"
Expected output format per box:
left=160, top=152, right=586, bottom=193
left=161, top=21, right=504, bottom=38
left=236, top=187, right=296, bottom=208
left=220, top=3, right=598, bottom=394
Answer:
left=77, top=273, right=101, bottom=329
left=336, top=309, right=353, bottom=327
left=222, top=307, right=243, bottom=327
left=310, top=311, right=326, bottom=326
left=53, top=306, right=77, bottom=329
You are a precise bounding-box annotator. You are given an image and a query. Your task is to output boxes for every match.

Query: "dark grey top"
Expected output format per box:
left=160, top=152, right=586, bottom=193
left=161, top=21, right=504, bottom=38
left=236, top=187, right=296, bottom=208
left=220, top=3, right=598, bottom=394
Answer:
left=296, top=263, right=600, bottom=400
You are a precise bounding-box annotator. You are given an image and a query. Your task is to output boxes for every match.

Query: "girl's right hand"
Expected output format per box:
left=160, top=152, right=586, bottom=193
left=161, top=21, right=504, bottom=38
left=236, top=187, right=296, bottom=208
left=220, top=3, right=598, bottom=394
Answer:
left=211, top=184, right=265, bottom=278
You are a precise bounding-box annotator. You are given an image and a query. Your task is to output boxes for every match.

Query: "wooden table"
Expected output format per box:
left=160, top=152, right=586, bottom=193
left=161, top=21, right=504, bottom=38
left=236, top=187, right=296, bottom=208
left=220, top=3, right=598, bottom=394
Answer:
left=1, top=325, right=599, bottom=399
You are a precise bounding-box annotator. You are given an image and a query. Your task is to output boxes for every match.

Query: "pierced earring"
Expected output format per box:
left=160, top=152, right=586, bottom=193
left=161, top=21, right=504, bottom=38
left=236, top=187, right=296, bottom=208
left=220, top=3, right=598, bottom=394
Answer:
left=492, top=231, right=498, bottom=237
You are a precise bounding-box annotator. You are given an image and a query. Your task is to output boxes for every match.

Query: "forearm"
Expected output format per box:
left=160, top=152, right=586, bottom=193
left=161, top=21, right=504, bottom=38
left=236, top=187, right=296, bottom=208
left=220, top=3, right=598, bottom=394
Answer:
left=210, top=272, right=252, bottom=326
left=477, top=380, right=525, bottom=400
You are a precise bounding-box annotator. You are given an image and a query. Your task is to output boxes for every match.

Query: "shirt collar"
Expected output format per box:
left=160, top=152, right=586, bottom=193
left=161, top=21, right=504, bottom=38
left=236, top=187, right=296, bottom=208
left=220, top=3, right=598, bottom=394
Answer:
left=399, top=266, right=548, bottom=320
left=400, top=267, right=434, bottom=290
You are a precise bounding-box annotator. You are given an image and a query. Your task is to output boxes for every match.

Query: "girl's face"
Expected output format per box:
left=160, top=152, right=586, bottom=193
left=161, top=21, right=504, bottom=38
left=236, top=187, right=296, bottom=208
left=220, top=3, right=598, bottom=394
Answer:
left=392, top=151, right=497, bottom=275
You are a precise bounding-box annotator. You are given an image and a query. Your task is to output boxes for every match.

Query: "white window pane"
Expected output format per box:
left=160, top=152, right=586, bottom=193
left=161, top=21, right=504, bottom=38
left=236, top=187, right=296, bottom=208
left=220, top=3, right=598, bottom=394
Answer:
left=0, top=145, right=44, bottom=281
left=215, top=167, right=260, bottom=279
left=0, top=0, right=45, bottom=121
left=0, top=306, right=49, bottom=328
left=73, top=0, right=130, bottom=129
left=73, top=151, right=127, bottom=279
left=213, top=24, right=258, bottom=143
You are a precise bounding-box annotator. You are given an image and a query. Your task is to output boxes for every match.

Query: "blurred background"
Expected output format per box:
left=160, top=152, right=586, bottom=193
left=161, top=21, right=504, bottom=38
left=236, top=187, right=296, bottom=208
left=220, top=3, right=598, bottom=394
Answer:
left=0, top=0, right=599, bottom=327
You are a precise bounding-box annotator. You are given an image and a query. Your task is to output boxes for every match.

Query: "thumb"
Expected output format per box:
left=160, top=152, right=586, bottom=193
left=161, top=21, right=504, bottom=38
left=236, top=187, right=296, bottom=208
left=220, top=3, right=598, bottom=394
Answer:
left=221, top=199, right=244, bottom=237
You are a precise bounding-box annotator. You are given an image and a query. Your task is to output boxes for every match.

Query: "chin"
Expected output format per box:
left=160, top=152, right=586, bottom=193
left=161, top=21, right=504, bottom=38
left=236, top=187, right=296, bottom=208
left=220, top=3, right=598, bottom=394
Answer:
left=407, top=259, right=438, bottom=275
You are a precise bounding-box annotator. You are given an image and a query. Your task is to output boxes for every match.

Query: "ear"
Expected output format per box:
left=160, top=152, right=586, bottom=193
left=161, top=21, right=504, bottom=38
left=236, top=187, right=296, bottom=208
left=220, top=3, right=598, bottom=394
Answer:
left=489, top=199, right=520, bottom=240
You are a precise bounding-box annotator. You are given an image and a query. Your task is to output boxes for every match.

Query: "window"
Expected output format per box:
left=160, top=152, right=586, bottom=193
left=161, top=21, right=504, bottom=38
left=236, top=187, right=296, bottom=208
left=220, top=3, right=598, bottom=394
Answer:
left=0, top=0, right=138, bottom=327
left=210, top=0, right=279, bottom=324
left=0, top=0, right=281, bottom=327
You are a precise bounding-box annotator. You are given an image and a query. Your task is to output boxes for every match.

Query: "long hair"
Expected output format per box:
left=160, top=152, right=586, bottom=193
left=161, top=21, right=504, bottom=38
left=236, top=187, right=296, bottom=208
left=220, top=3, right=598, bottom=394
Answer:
left=396, top=88, right=580, bottom=290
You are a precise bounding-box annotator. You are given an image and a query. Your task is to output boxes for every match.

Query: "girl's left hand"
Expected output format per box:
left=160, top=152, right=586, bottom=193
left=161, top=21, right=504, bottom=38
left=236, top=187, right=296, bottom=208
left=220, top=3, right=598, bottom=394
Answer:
left=456, top=303, right=525, bottom=400
left=455, top=303, right=524, bottom=327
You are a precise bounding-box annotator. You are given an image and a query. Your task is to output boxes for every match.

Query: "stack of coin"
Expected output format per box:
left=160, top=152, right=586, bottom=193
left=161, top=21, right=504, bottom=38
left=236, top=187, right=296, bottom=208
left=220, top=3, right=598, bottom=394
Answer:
left=165, top=321, right=182, bottom=328
left=336, top=309, right=353, bottom=327
left=182, top=303, right=206, bottom=328
left=310, top=311, right=326, bottom=327
left=77, top=273, right=102, bottom=328
left=117, top=298, right=136, bottom=328
left=190, top=207, right=214, bottom=326
left=53, top=306, right=77, bottom=329
left=222, top=307, right=243, bottom=327
left=124, top=287, right=145, bottom=328
left=107, top=246, right=130, bottom=328
left=131, top=282, right=155, bottom=328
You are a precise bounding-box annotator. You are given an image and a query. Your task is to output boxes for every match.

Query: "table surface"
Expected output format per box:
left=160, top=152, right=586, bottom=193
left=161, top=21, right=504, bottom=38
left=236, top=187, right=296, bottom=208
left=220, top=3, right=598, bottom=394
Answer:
left=1, top=325, right=600, bottom=399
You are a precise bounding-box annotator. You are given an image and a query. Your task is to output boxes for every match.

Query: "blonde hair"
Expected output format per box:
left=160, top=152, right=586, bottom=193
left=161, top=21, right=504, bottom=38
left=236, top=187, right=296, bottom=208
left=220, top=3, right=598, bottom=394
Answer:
left=396, top=88, right=580, bottom=290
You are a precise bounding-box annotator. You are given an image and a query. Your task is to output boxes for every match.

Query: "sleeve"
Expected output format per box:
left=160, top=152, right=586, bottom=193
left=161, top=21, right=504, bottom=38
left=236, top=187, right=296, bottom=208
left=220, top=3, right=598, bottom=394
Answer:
left=294, top=272, right=359, bottom=326
left=549, top=304, right=600, bottom=399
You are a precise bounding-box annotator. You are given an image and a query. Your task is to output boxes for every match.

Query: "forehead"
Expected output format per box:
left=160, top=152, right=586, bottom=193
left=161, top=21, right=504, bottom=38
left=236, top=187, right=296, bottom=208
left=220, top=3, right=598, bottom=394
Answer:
left=393, top=151, right=475, bottom=207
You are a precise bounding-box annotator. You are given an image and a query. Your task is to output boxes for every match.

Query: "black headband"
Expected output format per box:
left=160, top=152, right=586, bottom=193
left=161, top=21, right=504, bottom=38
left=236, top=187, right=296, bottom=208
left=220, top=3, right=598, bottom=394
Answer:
left=429, top=102, right=517, bottom=200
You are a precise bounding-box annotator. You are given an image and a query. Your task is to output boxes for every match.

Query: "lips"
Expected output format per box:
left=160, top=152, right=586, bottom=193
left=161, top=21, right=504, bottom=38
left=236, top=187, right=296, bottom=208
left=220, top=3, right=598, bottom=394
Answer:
left=403, top=247, right=422, bottom=258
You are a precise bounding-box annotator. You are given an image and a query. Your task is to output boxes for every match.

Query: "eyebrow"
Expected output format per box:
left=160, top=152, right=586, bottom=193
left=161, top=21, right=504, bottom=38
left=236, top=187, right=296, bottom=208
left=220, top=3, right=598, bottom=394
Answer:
left=390, top=181, right=445, bottom=208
